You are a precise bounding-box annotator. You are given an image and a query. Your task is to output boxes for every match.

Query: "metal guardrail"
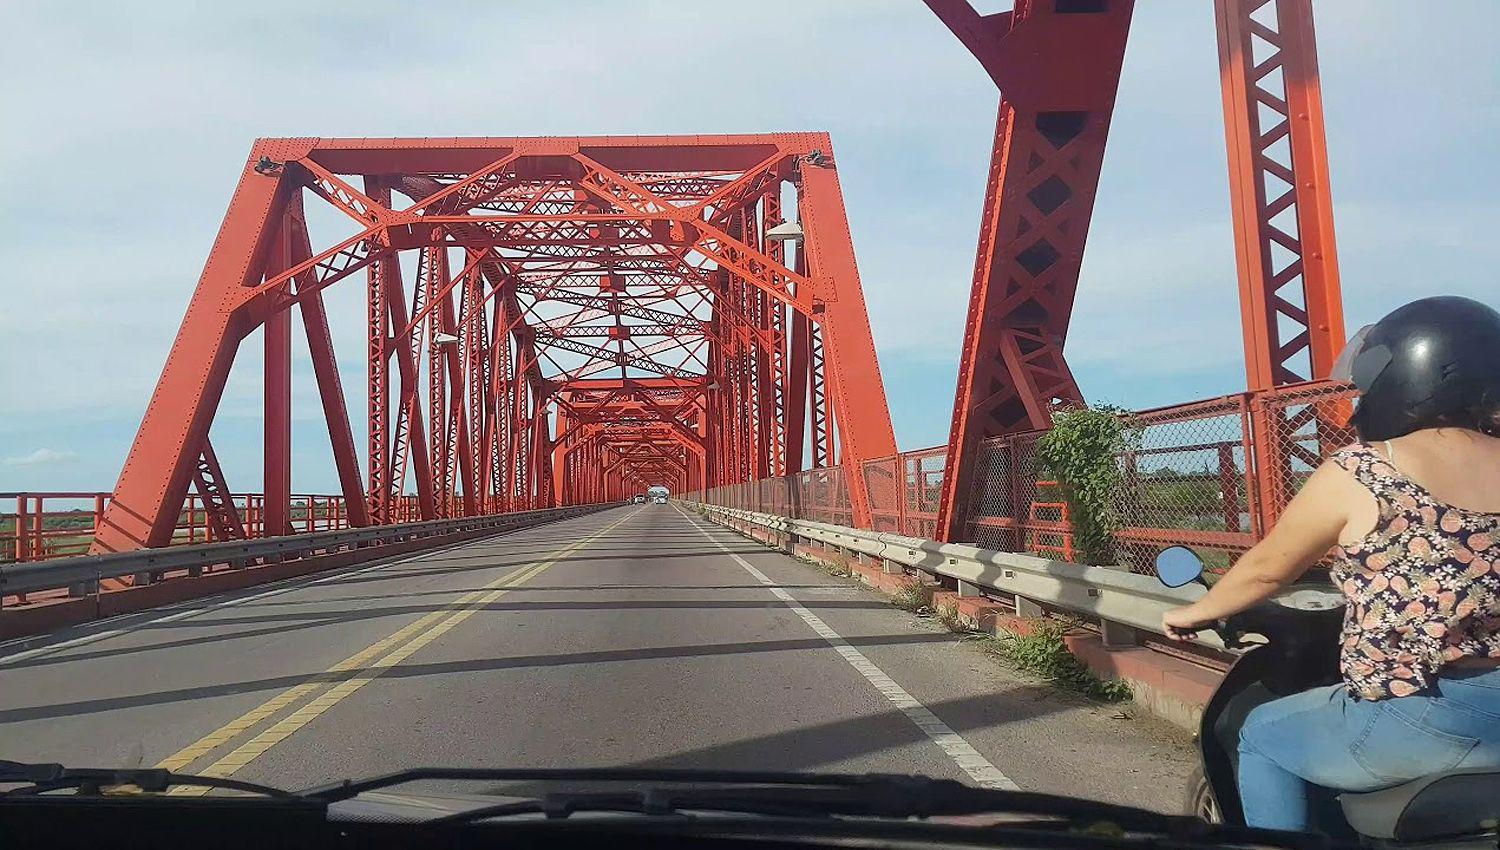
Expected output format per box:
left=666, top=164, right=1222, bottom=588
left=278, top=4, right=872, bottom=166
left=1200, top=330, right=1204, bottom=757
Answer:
left=1, top=503, right=616, bottom=599
left=691, top=502, right=1231, bottom=653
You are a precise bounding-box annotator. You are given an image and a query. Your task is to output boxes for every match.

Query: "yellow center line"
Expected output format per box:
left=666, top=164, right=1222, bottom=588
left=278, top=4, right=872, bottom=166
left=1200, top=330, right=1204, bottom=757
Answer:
left=156, top=508, right=637, bottom=794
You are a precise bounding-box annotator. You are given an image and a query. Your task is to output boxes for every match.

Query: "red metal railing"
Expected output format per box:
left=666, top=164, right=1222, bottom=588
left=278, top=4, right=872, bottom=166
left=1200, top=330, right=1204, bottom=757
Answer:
left=2, top=492, right=427, bottom=565
left=685, top=380, right=1361, bottom=574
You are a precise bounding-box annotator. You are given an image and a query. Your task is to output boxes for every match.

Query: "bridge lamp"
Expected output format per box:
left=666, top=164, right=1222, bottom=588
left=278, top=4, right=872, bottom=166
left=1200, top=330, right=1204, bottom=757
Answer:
left=433, top=332, right=460, bottom=345
left=765, top=221, right=803, bottom=244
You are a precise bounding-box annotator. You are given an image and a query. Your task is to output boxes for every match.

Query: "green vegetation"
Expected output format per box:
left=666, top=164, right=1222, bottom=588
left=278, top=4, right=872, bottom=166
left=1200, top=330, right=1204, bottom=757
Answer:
left=1036, top=405, right=1140, bottom=566
left=974, top=619, right=1133, bottom=702
left=893, top=581, right=934, bottom=613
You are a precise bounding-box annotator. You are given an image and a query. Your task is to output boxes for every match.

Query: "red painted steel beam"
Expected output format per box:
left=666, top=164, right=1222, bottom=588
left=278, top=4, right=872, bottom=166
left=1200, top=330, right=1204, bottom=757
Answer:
left=930, top=0, right=1134, bottom=542
left=263, top=215, right=294, bottom=538
left=92, top=140, right=308, bottom=552
left=1215, top=0, right=1345, bottom=389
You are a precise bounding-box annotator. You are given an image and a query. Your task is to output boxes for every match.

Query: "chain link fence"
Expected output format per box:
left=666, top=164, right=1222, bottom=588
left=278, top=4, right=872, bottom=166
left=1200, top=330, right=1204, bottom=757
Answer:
left=1113, top=394, right=1258, bottom=574
left=685, top=380, right=1362, bottom=575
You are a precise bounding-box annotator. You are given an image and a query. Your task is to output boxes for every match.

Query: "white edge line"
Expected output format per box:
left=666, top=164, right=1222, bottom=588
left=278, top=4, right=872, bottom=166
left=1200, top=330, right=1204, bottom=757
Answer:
left=673, top=503, right=1019, bottom=791
left=0, top=509, right=617, bottom=666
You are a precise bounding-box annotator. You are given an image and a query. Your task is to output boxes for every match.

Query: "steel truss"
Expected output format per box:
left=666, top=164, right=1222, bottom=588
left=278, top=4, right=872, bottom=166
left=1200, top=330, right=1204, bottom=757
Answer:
left=94, top=135, right=895, bottom=552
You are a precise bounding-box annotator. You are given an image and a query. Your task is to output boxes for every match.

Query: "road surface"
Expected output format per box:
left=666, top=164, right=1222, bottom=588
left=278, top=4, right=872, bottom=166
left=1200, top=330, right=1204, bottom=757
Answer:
left=0, top=505, right=1194, bottom=809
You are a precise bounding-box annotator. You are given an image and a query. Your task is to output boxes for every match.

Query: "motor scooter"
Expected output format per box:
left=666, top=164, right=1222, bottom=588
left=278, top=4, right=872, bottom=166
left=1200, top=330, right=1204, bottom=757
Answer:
left=1154, top=546, right=1500, bottom=847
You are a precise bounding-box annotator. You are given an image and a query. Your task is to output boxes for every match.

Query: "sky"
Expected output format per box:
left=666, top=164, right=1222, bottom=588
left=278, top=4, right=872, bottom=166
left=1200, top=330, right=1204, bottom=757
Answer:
left=2, top=0, right=1498, bottom=494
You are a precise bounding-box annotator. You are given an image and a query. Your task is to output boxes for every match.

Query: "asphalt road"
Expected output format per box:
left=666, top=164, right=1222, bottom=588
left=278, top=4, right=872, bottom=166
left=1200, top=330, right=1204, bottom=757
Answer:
left=0, top=504, right=1194, bottom=810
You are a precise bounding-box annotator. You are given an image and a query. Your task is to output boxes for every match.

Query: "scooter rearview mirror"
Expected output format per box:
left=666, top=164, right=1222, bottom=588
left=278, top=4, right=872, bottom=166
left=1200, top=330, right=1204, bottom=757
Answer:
left=1154, top=546, right=1205, bottom=588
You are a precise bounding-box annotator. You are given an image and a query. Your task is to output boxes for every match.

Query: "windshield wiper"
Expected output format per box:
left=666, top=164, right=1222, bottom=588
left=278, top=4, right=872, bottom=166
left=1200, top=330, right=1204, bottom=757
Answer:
left=309, top=767, right=1332, bottom=847
left=0, top=760, right=298, bottom=798
left=426, top=775, right=1199, bottom=829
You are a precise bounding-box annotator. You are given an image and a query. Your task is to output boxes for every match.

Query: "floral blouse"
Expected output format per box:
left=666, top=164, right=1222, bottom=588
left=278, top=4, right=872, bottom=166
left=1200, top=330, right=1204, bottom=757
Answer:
left=1330, top=443, right=1500, bottom=700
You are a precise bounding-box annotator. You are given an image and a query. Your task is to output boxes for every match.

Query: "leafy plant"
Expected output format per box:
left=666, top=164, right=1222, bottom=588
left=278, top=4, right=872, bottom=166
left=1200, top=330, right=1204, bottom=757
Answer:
left=1035, top=404, right=1139, bottom=566
left=983, top=619, right=1132, bottom=702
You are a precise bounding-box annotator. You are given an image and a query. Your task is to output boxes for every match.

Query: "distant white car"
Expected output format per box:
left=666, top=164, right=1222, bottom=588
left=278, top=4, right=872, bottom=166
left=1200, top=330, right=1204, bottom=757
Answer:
left=632, top=494, right=646, bottom=504
left=652, top=495, right=667, bottom=505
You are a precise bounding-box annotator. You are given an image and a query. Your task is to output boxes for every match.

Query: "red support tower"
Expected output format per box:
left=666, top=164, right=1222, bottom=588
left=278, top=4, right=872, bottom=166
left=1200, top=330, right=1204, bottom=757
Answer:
left=928, top=0, right=1135, bottom=542
left=1216, top=0, right=1347, bottom=527
left=93, top=134, right=895, bottom=553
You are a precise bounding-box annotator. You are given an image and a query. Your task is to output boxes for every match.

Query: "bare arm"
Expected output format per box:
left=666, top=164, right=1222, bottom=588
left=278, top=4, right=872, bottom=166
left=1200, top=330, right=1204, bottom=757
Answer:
left=1162, top=460, right=1354, bottom=639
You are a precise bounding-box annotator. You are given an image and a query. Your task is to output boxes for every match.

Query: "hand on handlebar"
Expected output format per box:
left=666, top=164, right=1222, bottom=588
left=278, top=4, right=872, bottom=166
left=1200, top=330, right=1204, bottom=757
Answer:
left=1162, top=606, right=1218, bottom=642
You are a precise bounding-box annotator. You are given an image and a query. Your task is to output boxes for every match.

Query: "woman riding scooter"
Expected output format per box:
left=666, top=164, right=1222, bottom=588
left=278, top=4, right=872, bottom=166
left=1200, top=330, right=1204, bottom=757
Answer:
left=1161, top=295, right=1500, bottom=833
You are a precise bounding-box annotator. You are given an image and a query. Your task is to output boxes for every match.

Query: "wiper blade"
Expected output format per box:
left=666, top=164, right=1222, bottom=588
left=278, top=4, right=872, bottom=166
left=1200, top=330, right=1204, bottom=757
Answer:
left=0, top=760, right=297, bottom=798
left=307, top=768, right=1213, bottom=835
left=305, top=767, right=927, bottom=801
left=428, top=775, right=1195, bottom=829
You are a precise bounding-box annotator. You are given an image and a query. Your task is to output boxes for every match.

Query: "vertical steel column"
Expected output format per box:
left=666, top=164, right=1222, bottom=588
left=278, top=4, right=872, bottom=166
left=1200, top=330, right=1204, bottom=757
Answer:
left=1216, top=0, right=1345, bottom=390
left=424, top=244, right=449, bottom=517
left=785, top=310, right=811, bottom=475
left=263, top=219, right=293, bottom=538
left=364, top=177, right=394, bottom=525
left=927, top=0, right=1134, bottom=542
left=796, top=153, right=896, bottom=527
left=1217, top=0, right=1346, bottom=527
left=384, top=233, right=436, bottom=520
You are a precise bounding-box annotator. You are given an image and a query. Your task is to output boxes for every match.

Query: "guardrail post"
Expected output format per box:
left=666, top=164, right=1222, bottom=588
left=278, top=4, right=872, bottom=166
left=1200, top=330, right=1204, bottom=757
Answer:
left=880, top=553, right=902, bottom=575
left=1015, top=596, right=1044, bottom=617
left=1100, top=619, right=1139, bottom=649
left=957, top=579, right=983, bottom=597
left=68, top=577, right=99, bottom=598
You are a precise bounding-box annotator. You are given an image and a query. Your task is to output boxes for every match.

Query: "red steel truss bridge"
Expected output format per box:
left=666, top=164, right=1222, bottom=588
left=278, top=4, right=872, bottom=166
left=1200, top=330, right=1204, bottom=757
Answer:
left=9, top=0, right=1350, bottom=592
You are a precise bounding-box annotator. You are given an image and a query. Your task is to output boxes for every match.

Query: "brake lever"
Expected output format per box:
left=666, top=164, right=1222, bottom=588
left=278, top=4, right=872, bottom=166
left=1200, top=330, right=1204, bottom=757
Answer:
left=1215, top=616, right=1255, bottom=651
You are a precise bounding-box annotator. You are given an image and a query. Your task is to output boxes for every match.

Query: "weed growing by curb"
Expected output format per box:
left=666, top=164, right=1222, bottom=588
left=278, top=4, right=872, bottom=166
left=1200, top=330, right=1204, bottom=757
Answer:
left=893, top=581, right=934, bottom=613
left=784, top=542, right=1133, bottom=706
left=972, top=619, right=1132, bottom=702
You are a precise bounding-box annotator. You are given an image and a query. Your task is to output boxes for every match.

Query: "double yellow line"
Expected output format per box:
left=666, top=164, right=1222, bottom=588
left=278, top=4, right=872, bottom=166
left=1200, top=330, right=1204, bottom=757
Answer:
left=156, top=509, right=637, bottom=795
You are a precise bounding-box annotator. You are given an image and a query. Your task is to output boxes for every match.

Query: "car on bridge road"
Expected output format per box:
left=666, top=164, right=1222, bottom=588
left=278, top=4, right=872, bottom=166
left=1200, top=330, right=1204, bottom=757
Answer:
left=631, top=494, right=646, bottom=504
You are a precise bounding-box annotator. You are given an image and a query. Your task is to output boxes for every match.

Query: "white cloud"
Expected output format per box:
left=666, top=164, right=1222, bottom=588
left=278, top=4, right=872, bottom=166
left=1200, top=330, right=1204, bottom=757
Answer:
left=3, top=448, right=78, bottom=467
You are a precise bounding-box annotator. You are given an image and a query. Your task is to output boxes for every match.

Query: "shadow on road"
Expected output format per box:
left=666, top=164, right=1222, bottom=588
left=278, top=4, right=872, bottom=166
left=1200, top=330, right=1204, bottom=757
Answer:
left=0, top=631, right=964, bottom=723
left=464, top=687, right=1080, bottom=800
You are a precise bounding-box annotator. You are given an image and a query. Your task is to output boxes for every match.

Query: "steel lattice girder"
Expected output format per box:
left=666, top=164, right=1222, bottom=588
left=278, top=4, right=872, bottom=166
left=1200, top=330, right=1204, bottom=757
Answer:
left=93, top=134, right=894, bottom=553
left=924, top=0, right=1343, bottom=542
left=927, top=0, right=1135, bottom=541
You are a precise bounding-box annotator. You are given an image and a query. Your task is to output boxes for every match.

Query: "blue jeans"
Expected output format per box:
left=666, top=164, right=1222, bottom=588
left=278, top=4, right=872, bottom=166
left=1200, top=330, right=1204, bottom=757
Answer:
left=1237, top=667, right=1500, bottom=832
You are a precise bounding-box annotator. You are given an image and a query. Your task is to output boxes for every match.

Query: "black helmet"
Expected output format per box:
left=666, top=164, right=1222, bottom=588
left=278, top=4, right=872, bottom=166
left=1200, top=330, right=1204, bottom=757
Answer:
left=1332, top=295, right=1500, bottom=441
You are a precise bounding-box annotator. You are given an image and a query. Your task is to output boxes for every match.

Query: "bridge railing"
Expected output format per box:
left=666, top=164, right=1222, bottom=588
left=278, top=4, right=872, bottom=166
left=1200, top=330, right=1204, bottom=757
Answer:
left=684, top=380, right=1360, bottom=573
left=2, top=492, right=430, bottom=564
left=0, top=502, right=614, bottom=632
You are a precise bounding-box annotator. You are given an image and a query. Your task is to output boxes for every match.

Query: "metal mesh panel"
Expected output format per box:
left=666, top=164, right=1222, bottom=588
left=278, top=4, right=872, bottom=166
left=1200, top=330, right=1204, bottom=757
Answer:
left=967, top=437, right=1017, bottom=552
left=1257, top=381, right=1360, bottom=525
left=680, top=380, right=1360, bottom=578
left=1009, top=433, right=1063, bottom=560
left=862, top=456, right=901, bottom=532
left=1114, top=395, right=1256, bottom=574
left=807, top=466, right=851, bottom=526
left=901, top=447, right=946, bottom=538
